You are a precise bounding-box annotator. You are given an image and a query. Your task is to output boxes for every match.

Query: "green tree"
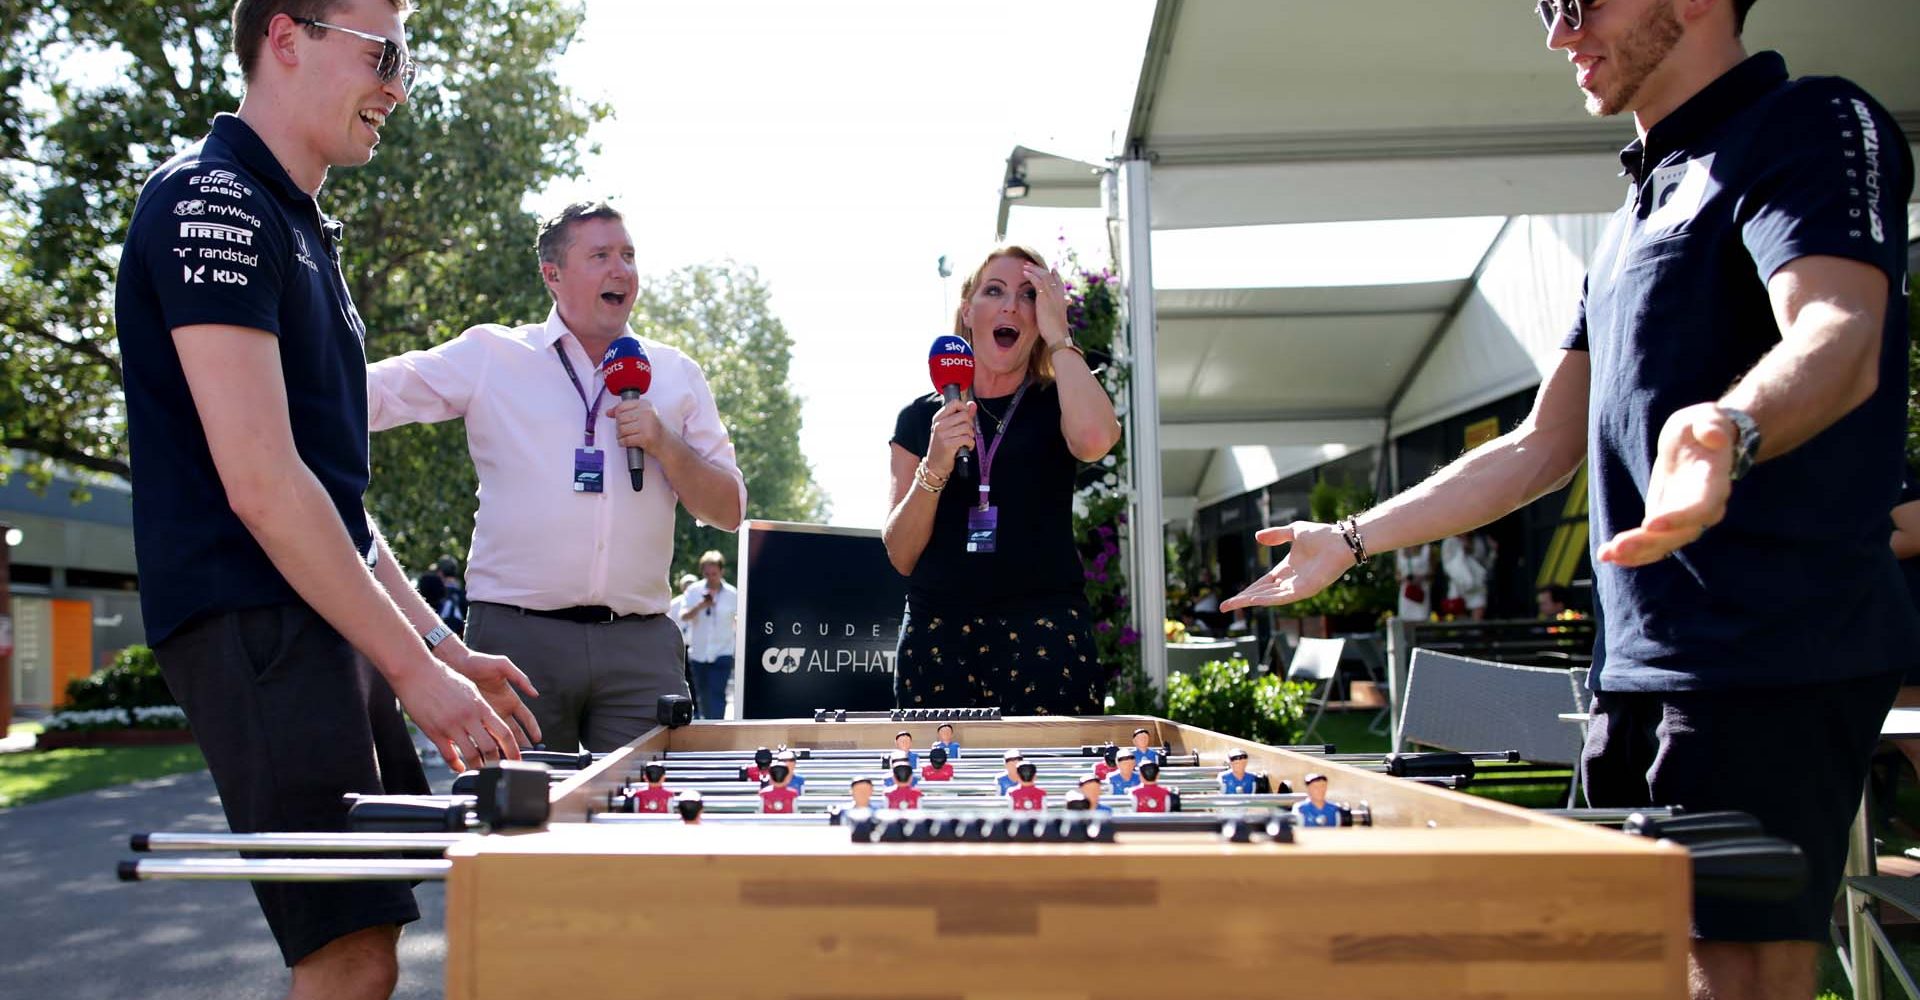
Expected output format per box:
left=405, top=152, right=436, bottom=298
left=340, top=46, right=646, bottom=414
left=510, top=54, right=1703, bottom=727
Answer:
left=633, top=262, right=827, bottom=584
left=0, top=0, right=604, bottom=568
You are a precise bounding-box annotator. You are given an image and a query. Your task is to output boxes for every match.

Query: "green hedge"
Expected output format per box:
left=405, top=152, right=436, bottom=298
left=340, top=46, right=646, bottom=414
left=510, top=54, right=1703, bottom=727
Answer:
left=1165, top=657, right=1315, bottom=745
left=62, top=645, right=174, bottom=711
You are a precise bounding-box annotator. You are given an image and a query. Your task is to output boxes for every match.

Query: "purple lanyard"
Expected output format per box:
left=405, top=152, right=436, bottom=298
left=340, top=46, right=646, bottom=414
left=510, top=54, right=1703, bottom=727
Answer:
left=554, top=344, right=607, bottom=447
left=970, top=377, right=1031, bottom=508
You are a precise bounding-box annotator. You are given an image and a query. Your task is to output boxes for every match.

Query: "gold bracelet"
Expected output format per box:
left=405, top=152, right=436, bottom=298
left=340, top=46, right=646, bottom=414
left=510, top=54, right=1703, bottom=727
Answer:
left=914, top=463, right=945, bottom=494
left=1047, top=340, right=1086, bottom=364
left=918, top=461, right=948, bottom=487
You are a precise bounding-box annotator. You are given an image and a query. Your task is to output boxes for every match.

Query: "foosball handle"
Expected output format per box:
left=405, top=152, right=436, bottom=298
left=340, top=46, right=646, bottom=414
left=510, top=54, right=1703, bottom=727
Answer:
left=347, top=798, right=472, bottom=833
left=1623, top=810, right=1762, bottom=846
left=475, top=761, right=552, bottom=831
left=520, top=750, right=593, bottom=769
left=1687, top=836, right=1807, bottom=902
left=1384, top=751, right=1477, bottom=782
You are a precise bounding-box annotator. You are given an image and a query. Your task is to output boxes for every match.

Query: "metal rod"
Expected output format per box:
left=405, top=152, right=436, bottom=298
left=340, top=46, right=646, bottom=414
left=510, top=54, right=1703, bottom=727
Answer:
left=134, top=832, right=472, bottom=854
left=120, top=858, right=450, bottom=883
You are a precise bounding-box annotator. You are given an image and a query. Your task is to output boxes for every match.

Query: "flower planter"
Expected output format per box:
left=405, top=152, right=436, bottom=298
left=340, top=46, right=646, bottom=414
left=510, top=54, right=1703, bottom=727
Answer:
left=36, top=728, right=196, bottom=750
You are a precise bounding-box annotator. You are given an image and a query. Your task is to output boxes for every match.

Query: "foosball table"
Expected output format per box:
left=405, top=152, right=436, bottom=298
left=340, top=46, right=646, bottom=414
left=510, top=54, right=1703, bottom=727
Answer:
left=124, top=711, right=1757, bottom=998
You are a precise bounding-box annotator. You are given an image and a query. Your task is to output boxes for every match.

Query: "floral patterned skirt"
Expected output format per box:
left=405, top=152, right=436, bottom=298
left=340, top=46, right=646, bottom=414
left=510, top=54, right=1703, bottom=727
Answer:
left=895, top=602, right=1106, bottom=715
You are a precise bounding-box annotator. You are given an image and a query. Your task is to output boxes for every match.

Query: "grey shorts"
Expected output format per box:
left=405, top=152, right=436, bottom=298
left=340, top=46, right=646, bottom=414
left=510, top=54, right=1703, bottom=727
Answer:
left=466, top=603, right=687, bottom=753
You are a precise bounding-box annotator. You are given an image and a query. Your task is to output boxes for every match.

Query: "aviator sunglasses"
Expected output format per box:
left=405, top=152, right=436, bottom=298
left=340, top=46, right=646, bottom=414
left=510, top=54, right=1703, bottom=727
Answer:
left=1536, top=0, right=1590, bottom=31
left=287, top=17, right=417, bottom=92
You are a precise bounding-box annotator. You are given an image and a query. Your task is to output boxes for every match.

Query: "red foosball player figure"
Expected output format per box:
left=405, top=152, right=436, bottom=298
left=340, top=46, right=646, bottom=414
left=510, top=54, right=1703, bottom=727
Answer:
left=1130, top=761, right=1174, bottom=813
left=744, top=746, right=774, bottom=783
left=1076, top=774, right=1112, bottom=815
left=1130, top=728, right=1162, bottom=768
left=847, top=776, right=878, bottom=812
left=759, top=762, right=801, bottom=814
left=1007, top=762, right=1046, bottom=811
left=1106, top=748, right=1142, bottom=796
left=769, top=749, right=807, bottom=794
left=1218, top=749, right=1260, bottom=795
left=1292, top=772, right=1341, bottom=827
left=893, top=730, right=920, bottom=771
left=675, top=789, right=703, bottom=824
left=884, top=762, right=924, bottom=809
left=631, top=761, right=674, bottom=813
left=997, top=749, right=1025, bottom=796
left=932, top=722, right=961, bottom=761
left=1093, top=744, right=1120, bottom=780
left=921, top=745, right=954, bottom=782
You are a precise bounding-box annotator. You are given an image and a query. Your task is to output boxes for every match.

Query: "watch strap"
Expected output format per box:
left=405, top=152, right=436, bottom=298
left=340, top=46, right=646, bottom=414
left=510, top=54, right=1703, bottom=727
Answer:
left=1720, top=406, right=1760, bottom=480
left=423, top=623, right=454, bottom=650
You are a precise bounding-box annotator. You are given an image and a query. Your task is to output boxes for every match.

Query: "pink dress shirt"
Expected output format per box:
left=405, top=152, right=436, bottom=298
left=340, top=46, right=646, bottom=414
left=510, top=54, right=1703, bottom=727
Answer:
left=367, top=309, right=746, bottom=616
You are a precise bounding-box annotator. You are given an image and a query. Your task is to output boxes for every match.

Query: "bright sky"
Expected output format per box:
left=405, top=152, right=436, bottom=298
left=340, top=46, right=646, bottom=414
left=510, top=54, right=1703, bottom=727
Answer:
left=531, top=0, right=1157, bottom=528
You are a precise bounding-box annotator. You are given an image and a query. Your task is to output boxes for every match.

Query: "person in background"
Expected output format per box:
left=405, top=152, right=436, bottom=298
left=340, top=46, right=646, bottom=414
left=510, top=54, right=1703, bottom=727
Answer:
left=1536, top=584, right=1573, bottom=619
left=1440, top=532, right=1494, bottom=620
left=667, top=572, right=698, bottom=646
left=1394, top=543, right=1435, bottom=622
left=680, top=550, right=738, bottom=720
left=433, top=555, right=467, bottom=635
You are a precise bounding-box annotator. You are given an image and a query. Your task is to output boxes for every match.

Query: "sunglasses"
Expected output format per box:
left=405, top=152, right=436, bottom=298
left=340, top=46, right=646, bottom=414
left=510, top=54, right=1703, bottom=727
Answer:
left=289, top=17, right=417, bottom=92
left=1535, top=0, right=1587, bottom=31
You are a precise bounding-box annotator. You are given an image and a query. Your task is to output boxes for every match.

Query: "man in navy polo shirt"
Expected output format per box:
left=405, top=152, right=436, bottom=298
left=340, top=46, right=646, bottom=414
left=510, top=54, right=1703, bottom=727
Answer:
left=114, top=2, right=533, bottom=997
left=1225, top=2, right=1916, bottom=995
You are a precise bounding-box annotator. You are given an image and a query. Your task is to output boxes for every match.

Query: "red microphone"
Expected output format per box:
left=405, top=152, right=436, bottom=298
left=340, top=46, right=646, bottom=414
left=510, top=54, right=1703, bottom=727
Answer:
left=927, top=336, right=975, bottom=483
left=600, top=338, right=653, bottom=492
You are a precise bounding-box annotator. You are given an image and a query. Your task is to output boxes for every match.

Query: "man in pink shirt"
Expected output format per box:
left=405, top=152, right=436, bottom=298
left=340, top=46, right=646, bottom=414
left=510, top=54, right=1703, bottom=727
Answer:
left=368, top=201, right=747, bottom=752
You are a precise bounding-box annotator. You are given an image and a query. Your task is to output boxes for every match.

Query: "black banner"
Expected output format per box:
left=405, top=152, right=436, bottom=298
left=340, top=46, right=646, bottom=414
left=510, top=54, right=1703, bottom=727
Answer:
left=736, top=521, right=904, bottom=718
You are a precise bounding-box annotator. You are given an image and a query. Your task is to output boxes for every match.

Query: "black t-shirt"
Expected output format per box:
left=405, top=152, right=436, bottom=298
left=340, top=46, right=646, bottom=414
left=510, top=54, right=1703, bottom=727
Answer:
left=891, top=382, right=1087, bottom=613
left=1900, top=469, right=1920, bottom=615
left=115, top=114, right=373, bottom=645
left=1562, top=53, right=1919, bottom=691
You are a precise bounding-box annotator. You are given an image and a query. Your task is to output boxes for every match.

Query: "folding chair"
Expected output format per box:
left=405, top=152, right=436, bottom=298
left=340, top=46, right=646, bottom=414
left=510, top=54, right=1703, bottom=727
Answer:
left=1394, top=649, right=1585, bottom=782
left=1838, top=875, right=1920, bottom=999
left=1286, top=637, right=1346, bottom=743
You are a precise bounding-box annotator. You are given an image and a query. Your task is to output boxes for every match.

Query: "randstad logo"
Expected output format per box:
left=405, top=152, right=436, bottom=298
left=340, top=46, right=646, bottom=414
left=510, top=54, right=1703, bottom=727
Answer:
left=761, top=647, right=805, bottom=674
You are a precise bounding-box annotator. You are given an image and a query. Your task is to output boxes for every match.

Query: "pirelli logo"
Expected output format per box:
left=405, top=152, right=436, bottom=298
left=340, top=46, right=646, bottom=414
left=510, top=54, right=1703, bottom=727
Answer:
left=179, top=221, right=254, bottom=246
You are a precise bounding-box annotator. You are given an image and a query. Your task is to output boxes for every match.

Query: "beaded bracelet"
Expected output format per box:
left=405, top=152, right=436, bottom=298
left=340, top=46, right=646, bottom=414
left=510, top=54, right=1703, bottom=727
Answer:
left=1336, top=517, right=1369, bottom=566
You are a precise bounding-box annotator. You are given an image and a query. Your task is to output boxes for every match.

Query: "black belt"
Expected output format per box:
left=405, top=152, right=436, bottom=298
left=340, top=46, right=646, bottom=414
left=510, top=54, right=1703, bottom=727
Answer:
left=486, top=602, right=660, bottom=625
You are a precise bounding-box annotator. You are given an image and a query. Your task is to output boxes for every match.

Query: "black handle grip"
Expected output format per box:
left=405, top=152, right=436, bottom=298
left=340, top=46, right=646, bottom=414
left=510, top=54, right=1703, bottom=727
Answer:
left=129, top=833, right=151, bottom=853
left=118, top=860, right=140, bottom=882
left=1689, top=836, right=1807, bottom=902
left=1384, top=751, right=1477, bottom=781
left=348, top=799, right=471, bottom=833
left=1625, top=810, right=1763, bottom=846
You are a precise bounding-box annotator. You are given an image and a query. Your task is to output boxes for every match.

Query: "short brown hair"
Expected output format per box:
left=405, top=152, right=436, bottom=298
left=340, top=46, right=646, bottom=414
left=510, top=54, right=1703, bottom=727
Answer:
left=232, top=0, right=412, bottom=80
left=1733, top=0, right=1756, bottom=31
left=536, top=200, right=624, bottom=267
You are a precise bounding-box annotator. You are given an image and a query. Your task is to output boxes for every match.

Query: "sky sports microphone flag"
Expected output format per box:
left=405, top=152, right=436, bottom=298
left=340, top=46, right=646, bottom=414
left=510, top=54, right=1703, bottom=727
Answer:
left=600, top=337, right=653, bottom=492
left=927, top=336, right=975, bottom=482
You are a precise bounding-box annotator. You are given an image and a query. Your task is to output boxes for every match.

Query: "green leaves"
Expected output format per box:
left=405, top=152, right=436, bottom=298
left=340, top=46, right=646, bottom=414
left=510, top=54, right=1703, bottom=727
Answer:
left=1165, top=656, right=1313, bottom=745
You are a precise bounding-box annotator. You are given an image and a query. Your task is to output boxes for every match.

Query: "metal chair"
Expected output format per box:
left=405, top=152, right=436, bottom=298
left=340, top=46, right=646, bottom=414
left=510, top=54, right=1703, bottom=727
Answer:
left=1286, top=637, right=1347, bottom=743
left=1395, top=649, right=1585, bottom=777
left=1837, top=875, right=1920, bottom=999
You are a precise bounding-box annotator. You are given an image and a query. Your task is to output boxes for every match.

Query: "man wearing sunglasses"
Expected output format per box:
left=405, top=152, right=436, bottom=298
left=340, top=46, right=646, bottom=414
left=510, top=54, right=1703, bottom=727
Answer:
left=1227, top=2, right=1914, bottom=997
left=113, top=2, right=533, bottom=998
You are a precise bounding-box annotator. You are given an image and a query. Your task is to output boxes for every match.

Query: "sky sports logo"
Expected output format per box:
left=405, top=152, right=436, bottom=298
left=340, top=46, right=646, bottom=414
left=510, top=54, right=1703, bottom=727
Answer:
left=180, top=221, right=254, bottom=246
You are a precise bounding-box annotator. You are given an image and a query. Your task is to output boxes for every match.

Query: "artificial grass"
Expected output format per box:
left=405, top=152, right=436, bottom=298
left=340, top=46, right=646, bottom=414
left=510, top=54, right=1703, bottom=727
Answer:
left=0, top=743, right=206, bottom=808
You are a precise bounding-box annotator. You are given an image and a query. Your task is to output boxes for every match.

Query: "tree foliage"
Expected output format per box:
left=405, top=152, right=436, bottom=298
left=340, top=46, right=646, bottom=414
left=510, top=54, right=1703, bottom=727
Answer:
left=634, top=262, right=827, bottom=584
left=0, top=0, right=608, bottom=569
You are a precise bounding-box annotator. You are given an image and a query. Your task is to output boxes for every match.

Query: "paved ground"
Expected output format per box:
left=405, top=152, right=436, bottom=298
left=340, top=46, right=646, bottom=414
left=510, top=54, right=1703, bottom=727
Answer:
left=0, top=759, right=454, bottom=999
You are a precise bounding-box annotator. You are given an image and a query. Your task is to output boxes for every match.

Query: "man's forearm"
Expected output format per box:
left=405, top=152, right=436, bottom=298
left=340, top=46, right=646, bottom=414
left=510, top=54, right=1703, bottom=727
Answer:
left=230, top=470, right=432, bottom=683
left=656, top=434, right=744, bottom=529
left=369, top=531, right=449, bottom=641
left=1717, top=304, right=1880, bottom=463
left=1356, top=427, right=1584, bottom=556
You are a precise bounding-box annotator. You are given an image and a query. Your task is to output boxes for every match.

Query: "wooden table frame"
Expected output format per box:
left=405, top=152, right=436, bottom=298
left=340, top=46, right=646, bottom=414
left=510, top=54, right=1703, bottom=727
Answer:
left=445, top=715, right=1689, bottom=999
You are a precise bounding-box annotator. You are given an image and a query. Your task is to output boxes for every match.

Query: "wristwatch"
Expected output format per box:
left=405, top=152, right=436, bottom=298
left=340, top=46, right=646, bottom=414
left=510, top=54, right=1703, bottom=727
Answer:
left=423, top=623, right=454, bottom=651
left=1719, top=406, right=1761, bottom=481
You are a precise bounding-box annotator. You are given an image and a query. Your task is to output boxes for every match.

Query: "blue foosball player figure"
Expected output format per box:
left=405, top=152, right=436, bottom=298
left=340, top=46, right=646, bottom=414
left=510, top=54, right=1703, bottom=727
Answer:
left=933, top=722, right=961, bottom=761
left=1293, top=772, right=1342, bottom=827
left=922, top=745, right=954, bottom=782
left=1219, top=749, right=1260, bottom=795
left=892, top=731, right=920, bottom=771
left=632, top=761, right=674, bottom=813
left=998, top=749, right=1025, bottom=796
left=885, top=756, right=920, bottom=790
left=1008, top=762, right=1046, bottom=811
left=1107, top=748, right=1142, bottom=796
left=1075, top=774, right=1113, bottom=815
left=1130, top=728, right=1162, bottom=768
left=847, top=776, right=879, bottom=812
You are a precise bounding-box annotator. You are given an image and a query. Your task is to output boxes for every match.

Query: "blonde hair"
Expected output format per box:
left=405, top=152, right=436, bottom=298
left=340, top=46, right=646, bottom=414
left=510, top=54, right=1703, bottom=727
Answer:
left=698, top=550, right=726, bottom=570
left=952, top=245, right=1056, bottom=385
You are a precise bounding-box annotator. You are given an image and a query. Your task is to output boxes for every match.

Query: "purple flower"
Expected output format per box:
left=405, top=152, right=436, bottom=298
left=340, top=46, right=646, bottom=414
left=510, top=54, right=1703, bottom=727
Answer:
left=1095, top=621, right=1113, bottom=633
left=1119, top=626, right=1139, bottom=647
left=1083, top=570, right=1096, bottom=580
left=1096, top=572, right=1108, bottom=582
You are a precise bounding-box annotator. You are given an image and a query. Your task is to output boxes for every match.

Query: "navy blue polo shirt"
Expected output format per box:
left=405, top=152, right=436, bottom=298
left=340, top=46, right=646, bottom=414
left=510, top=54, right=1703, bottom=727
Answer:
left=115, top=114, right=373, bottom=645
left=1565, top=53, right=1919, bottom=692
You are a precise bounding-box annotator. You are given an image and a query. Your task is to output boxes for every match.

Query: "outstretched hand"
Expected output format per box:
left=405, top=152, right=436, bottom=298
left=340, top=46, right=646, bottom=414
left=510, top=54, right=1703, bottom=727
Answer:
left=1597, top=403, right=1734, bottom=567
left=1220, top=521, right=1357, bottom=612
